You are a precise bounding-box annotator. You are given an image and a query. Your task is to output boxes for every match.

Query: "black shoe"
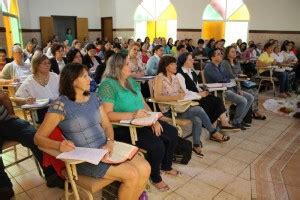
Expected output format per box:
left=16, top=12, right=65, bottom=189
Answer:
left=233, top=123, right=246, bottom=130
left=0, top=187, right=14, bottom=200
left=242, top=122, right=251, bottom=128
left=45, top=174, right=65, bottom=189
left=221, top=126, right=241, bottom=132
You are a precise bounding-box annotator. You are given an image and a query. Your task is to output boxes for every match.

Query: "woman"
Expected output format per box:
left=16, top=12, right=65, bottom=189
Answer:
left=145, top=45, right=164, bottom=76
left=141, top=43, right=150, bottom=64
left=34, top=63, right=150, bottom=200
left=82, top=43, right=102, bottom=74
left=176, top=52, right=239, bottom=130
left=98, top=42, right=112, bottom=61
left=65, top=28, right=74, bottom=46
left=98, top=53, right=179, bottom=192
left=128, top=43, right=145, bottom=78
left=23, top=41, right=34, bottom=61
left=256, top=42, right=290, bottom=98
left=221, top=46, right=266, bottom=120
left=167, top=38, right=173, bottom=50
left=0, top=49, right=12, bottom=72
left=50, top=43, right=67, bottom=74
left=66, top=48, right=83, bottom=64
left=154, top=56, right=230, bottom=156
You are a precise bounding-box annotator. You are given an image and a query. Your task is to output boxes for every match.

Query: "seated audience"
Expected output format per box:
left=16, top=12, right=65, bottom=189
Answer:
left=256, top=43, right=290, bottom=98
left=98, top=53, right=179, bottom=192
left=241, top=43, right=257, bottom=77
left=161, top=38, right=171, bottom=55
left=0, top=49, right=12, bottom=72
left=66, top=48, right=83, bottom=64
left=186, top=39, right=195, bottom=53
left=0, top=45, right=31, bottom=81
left=50, top=43, right=67, bottom=74
left=23, top=41, right=34, bottom=61
left=146, top=45, right=164, bottom=76
left=34, top=63, right=150, bottom=199
left=204, top=39, right=215, bottom=55
left=205, top=48, right=254, bottom=130
left=141, top=43, right=150, bottom=64
left=221, top=46, right=266, bottom=120
left=167, top=38, right=173, bottom=49
left=128, top=43, right=146, bottom=78
left=192, top=39, right=206, bottom=58
left=176, top=44, right=187, bottom=58
left=82, top=43, right=102, bottom=74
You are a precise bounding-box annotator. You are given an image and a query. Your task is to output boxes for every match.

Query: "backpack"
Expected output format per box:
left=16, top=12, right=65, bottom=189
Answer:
left=173, top=137, right=192, bottom=165
left=229, top=104, right=252, bottom=124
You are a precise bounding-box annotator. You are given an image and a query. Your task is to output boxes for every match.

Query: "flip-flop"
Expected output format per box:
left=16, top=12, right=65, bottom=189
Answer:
left=210, top=134, right=230, bottom=143
left=161, top=169, right=182, bottom=177
left=151, top=181, right=170, bottom=192
left=192, top=148, right=204, bottom=158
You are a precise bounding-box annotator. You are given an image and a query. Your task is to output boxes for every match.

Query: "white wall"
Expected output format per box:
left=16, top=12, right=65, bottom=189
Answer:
left=18, top=0, right=101, bottom=29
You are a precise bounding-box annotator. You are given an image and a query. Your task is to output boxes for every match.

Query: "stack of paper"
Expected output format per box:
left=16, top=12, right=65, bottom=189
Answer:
left=120, top=112, right=163, bottom=126
left=21, top=99, right=49, bottom=109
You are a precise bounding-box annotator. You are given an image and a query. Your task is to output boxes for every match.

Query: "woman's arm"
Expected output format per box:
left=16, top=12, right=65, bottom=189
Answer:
left=153, top=76, right=183, bottom=101
left=100, top=105, right=114, bottom=141
left=102, top=102, right=135, bottom=122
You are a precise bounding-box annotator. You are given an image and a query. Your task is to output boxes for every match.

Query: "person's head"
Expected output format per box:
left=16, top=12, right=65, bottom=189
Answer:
left=161, top=38, right=167, bottom=46
left=263, top=42, right=274, bottom=54
left=59, top=63, right=90, bottom=101
left=207, top=39, right=216, bottom=48
left=113, top=37, right=120, bottom=44
left=104, top=42, right=111, bottom=51
left=248, top=40, right=254, bottom=46
left=224, top=46, right=237, bottom=61
left=103, top=53, right=131, bottom=81
left=197, top=39, right=204, bottom=48
left=0, top=49, right=7, bottom=62
left=127, top=39, right=134, bottom=46
left=174, top=40, right=179, bottom=46
left=188, top=39, right=193, bottom=46
left=66, top=28, right=72, bottom=35
left=128, top=43, right=140, bottom=58
left=236, top=39, right=242, bottom=45
left=66, top=48, right=83, bottom=64
left=31, top=53, right=50, bottom=75
left=167, top=38, right=173, bottom=45
left=72, top=40, right=81, bottom=49
left=51, top=43, right=64, bottom=59
left=12, top=45, right=23, bottom=63
left=256, top=43, right=262, bottom=50
left=153, top=45, right=164, bottom=57
left=157, top=56, right=177, bottom=76
left=249, top=43, right=256, bottom=50
left=144, top=37, right=150, bottom=44
left=286, top=42, right=294, bottom=51
left=240, top=42, right=247, bottom=51
left=113, top=43, right=121, bottom=53
left=141, top=43, right=149, bottom=52
left=31, top=37, right=38, bottom=45
left=177, top=52, right=193, bottom=69
left=215, top=41, right=223, bottom=49
left=26, top=41, right=34, bottom=53
left=208, top=48, right=223, bottom=64
left=219, top=39, right=225, bottom=47
left=176, top=44, right=186, bottom=56
left=86, top=43, right=97, bottom=57
left=136, top=38, right=142, bottom=43
left=273, top=44, right=281, bottom=54
left=52, top=35, right=59, bottom=42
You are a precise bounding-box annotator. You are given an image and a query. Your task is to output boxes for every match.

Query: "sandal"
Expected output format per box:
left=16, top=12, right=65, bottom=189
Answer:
left=192, top=147, right=204, bottom=158
left=252, top=113, right=266, bottom=120
left=210, top=132, right=230, bottom=143
left=151, top=181, right=170, bottom=192
left=161, top=169, right=182, bottom=177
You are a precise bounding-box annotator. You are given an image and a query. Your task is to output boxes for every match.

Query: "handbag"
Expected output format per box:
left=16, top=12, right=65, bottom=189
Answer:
left=173, top=101, right=199, bottom=113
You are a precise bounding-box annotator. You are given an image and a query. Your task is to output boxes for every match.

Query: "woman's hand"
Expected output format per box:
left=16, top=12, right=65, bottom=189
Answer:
left=102, top=141, right=114, bottom=156
left=175, top=92, right=185, bottom=100
left=59, top=140, right=75, bottom=152
left=199, top=91, right=209, bottom=98
left=133, top=109, right=150, bottom=119
left=151, top=121, right=163, bottom=136
left=26, top=97, right=36, bottom=104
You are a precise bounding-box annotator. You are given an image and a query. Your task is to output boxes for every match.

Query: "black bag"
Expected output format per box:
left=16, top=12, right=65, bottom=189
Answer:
left=173, top=137, right=192, bottom=165
left=229, top=104, right=252, bottom=124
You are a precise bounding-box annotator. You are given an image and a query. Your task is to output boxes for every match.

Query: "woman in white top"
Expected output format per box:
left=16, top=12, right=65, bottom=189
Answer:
left=16, top=53, right=59, bottom=100
left=281, top=41, right=298, bottom=64
left=272, top=45, right=285, bottom=64
left=128, top=43, right=145, bottom=78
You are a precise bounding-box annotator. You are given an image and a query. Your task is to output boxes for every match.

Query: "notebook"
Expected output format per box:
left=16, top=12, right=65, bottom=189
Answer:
left=120, top=112, right=163, bottom=126
left=101, top=141, right=139, bottom=164
left=21, top=99, right=49, bottom=109
left=56, top=147, right=108, bottom=165
left=178, top=93, right=202, bottom=102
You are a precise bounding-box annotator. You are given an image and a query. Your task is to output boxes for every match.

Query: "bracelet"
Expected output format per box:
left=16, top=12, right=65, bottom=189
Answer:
left=107, top=137, right=114, bottom=142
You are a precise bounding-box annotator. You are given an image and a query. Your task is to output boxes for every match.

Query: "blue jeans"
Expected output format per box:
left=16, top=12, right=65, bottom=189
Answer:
left=225, top=90, right=254, bottom=124
left=260, top=71, right=289, bottom=93
left=176, top=106, right=216, bottom=147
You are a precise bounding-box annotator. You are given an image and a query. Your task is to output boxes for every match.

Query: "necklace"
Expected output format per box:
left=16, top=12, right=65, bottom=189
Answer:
left=34, top=74, right=49, bottom=87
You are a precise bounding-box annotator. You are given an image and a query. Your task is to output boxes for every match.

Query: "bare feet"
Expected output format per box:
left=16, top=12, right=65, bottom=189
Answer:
left=152, top=181, right=170, bottom=192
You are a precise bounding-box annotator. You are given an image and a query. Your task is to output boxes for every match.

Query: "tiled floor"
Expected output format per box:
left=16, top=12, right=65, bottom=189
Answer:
left=3, top=93, right=300, bottom=200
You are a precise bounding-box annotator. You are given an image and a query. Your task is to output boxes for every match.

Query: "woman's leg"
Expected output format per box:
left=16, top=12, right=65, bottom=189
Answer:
left=103, top=155, right=150, bottom=200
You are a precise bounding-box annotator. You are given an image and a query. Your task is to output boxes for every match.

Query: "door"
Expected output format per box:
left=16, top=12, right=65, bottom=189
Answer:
left=101, top=17, right=113, bottom=42
left=40, top=17, right=54, bottom=47
left=76, top=18, right=88, bottom=43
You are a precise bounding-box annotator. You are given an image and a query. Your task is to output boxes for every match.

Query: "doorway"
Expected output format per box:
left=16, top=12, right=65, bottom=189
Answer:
left=52, top=16, right=77, bottom=43
left=101, top=17, right=113, bottom=42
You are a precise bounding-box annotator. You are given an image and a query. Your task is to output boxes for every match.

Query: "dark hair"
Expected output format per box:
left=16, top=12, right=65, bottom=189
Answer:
left=208, top=48, right=220, bottom=60
left=249, top=44, right=256, bottom=49
left=176, top=44, right=185, bottom=51
left=66, top=28, right=72, bottom=34
left=51, top=43, right=64, bottom=55
left=177, top=52, right=191, bottom=69
left=59, top=63, right=89, bottom=101
left=197, top=39, right=204, bottom=45
left=157, top=56, right=177, bottom=76
left=66, top=48, right=82, bottom=63
left=207, top=39, right=216, bottom=48
left=220, top=39, right=225, bottom=42
left=0, top=48, right=7, bottom=55
left=86, top=43, right=96, bottom=51
left=263, top=42, right=273, bottom=51
left=224, top=46, right=237, bottom=64
left=113, top=43, right=121, bottom=49
left=152, top=45, right=163, bottom=54
left=104, top=50, right=115, bottom=62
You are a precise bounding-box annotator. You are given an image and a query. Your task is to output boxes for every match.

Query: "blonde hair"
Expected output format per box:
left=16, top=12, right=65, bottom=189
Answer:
left=30, top=52, right=49, bottom=74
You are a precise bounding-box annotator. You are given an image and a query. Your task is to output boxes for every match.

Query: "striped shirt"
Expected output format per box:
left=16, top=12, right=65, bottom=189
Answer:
left=0, top=104, right=10, bottom=122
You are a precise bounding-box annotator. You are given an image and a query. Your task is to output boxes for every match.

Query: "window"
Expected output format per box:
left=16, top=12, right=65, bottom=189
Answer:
left=202, top=0, right=249, bottom=46
left=1, top=0, right=23, bottom=56
left=134, top=0, right=177, bottom=42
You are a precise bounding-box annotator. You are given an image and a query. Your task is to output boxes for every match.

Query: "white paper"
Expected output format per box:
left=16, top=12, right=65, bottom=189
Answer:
left=21, top=99, right=49, bottom=109
left=120, top=112, right=162, bottom=126
left=205, top=83, right=223, bottom=88
left=178, top=93, right=201, bottom=102
left=56, top=147, right=108, bottom=165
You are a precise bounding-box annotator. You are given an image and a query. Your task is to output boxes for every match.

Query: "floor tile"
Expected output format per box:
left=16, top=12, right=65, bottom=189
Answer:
left=286, top=185, right=300, bottom=200
left=238, top=167, right=250, bottom=181
left=161, top=171, right=192, bottom=191
left=11, top=192, right=31, bottom=200
left=173, top=158, right=208, bottom=177
left=11, top=178, right=24, bottom=195
left=15, top=170, right=45, bottom=191
left=223, top=177, right=251, bottom=200
left=176, top=178, right=220, bottom=200
left=282, top=165, right=300, bottom=187
left=238, top=140, right=268, bottom=154
left=195, top=167, right=235, bottom=189
left=26, top=183, right=64, bottom=200
left=164, top=193, right=185, bottom=200
left=212, top=157, right=248, bottom=176
left=213, top=191, right=239, bottom=200
left=227, top=147, right=259, bottom=164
